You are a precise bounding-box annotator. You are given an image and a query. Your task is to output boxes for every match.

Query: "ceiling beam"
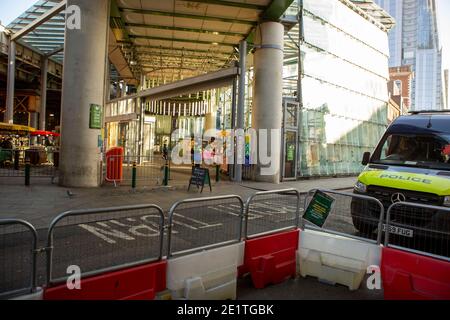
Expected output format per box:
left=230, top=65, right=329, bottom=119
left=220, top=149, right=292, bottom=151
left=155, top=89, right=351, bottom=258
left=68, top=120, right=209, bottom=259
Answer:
left=262, top=0, right=295, bottom=21
left=134, top=44, right=233, bottom=55
left=45, top=45, right=64, bottom=58
left=125, top=23, right=246, bottom=37
left=129, top=35, right=236, bottom=47
left=140, top=59, right=224, bottom=67
left=10, top=21, right=65, bottom=26
left=11, top=16, right=65, bottom=22
left=176, top=0, right=266, bottom=10
left=11, top=0, right=67, bottom=41
left=119, top=8, right=256, bottom=26
left=138, top=52, right=230, bottom=62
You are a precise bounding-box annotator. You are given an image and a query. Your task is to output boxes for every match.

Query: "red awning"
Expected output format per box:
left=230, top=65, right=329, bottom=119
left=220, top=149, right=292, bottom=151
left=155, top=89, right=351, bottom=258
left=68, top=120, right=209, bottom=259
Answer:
left=30, top=130, right=60, bottom=137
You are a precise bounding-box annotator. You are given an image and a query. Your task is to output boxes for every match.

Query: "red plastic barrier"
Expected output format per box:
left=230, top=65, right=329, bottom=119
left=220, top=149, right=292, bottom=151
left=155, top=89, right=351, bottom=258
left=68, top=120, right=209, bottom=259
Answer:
left=241, top=229, right=299, bottom=289
left=106, top=147, right=124, bottom=182
left=381, top=247, right=450, bottom=300
left=44, top=261, right=167, bottom=300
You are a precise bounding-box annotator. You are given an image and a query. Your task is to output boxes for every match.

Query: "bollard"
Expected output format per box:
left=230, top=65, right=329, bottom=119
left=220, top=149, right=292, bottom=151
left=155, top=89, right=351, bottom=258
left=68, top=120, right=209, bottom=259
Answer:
left=25, top=158, right=31, bottom=186
left=131, top=162, right=137, bottom=190
left=163, top=161, right=169, bottom=186
left=216, top=164, right=220, bottom=182
left=14, top=150, right=20, bottom=170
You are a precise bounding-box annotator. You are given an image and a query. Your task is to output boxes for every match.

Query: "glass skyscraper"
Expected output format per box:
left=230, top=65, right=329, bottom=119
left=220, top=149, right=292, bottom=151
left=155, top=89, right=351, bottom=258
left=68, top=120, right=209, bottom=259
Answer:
left=375, top=0, right=444, bottom=110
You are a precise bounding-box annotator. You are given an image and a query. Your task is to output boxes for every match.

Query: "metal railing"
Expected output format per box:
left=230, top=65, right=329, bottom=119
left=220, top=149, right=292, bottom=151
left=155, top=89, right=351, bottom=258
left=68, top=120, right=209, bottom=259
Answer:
left=385, top=202, right=450, bottom=261
left=0, top=219, right=38, bottom=299
left=244, top=188, right=301, bottom=239
left=105, top=154, right=166, bottom=186
left=303, top=189, right=385, bottom=244
left=167, top=195, right=244, bottom=257
left=46, top=204, right=165, bottom=285
left=0, top=149, right=58, bottom=182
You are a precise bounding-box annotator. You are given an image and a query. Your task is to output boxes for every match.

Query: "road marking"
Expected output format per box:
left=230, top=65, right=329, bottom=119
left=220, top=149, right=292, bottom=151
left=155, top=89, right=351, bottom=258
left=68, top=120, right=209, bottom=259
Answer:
left=78, top=223, right=135, bottom=244
left=77, top=199, right=299, bottom=244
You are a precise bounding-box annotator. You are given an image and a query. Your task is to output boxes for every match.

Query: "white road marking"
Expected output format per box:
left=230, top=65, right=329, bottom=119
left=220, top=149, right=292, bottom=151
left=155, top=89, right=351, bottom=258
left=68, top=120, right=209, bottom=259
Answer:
left=78, top=198, right=300, bottom=244
left=79, top=224, right=135, bottom=244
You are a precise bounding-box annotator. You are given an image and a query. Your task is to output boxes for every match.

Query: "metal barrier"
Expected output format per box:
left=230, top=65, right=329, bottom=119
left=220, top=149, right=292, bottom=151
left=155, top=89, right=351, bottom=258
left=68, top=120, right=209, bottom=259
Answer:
left=303, top=189, right=385, bottom=244
left=0, top=149, right=58, bottom=182
left=167, top=195, right=244, bottom=257
left=105, top=154, right=166, bottom=186
left=46, top=204, right=165, bottom=285
left=385, top=202, right=450, bottom=260
left=0, top=219, right=38, bottom=299
left=244, top=188, right=301, bottom=239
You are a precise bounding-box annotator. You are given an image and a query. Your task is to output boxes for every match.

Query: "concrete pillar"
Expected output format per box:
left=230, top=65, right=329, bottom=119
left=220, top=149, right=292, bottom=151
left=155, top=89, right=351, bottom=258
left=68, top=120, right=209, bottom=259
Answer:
left=30, top=112, right=38, bottom=129
left=40, top=57, right=48, bottom=131
left=234, top=40, right=247, bottom=182
left=59, top=0, right=110, bottom=187
left=5, top=39, right=16, bottom=124
left=30, top=113, right=38, bottom=144
left=252, top=22, right=284, bottom=183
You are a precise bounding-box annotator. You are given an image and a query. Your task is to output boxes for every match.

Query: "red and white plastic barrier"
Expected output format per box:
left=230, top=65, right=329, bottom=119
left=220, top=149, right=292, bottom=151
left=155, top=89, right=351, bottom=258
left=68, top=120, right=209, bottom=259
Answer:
left=381, top=247, right=450, bottom=300
left=166, top=243, right=244, bottom=300
left=240, top=230, right=299, bottom=289
left=298, top=229, right=381, bottom=290
left=44, top=261, right=167, bottom=300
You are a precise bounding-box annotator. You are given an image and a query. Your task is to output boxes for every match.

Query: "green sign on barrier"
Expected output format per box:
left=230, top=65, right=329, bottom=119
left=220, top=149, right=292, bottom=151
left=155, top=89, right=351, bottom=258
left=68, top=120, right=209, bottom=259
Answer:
left=303, top=190, right=335, bottom=228
left=89, top=104, right=102, bottom=129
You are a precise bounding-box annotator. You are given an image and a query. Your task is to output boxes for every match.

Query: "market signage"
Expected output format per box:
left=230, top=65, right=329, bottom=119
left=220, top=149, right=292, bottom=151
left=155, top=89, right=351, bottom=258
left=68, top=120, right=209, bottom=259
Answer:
left=89, top=104, right=103, bottom=129
left=303, top=190, right=335, bottom=228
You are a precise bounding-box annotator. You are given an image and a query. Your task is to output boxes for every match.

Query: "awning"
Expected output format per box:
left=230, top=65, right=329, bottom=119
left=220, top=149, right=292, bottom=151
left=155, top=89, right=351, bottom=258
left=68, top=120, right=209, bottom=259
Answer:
left=30, top=130, right=60, bottom=137
left=0, top=123, right=36, bottom=133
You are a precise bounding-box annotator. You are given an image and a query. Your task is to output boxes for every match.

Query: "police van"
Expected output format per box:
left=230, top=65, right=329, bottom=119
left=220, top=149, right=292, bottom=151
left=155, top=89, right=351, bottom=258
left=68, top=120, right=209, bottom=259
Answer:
left=351, top=110, right=450, bottom=239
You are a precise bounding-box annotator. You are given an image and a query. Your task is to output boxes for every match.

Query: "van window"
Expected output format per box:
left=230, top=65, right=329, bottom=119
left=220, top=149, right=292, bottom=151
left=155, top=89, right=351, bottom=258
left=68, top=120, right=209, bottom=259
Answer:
left=372, top=133, right=450, bottom=170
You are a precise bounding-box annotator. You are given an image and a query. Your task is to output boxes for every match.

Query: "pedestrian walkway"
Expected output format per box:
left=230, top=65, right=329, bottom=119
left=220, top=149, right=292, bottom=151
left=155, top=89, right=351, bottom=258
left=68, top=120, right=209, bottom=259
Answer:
left=0, top=176, right=357, bottom=228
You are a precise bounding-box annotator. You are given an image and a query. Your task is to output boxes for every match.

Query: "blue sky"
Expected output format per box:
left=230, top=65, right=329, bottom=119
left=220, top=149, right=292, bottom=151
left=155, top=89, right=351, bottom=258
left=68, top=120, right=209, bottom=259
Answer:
left=0, top=0, right=449, bottom=69
left=0, top=0, right=36, bottom=27
left=436, top=0, right=450, bottom=69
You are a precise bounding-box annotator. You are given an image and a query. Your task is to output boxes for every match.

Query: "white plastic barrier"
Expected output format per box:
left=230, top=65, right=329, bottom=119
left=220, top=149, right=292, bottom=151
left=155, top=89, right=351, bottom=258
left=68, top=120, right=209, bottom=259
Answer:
left=167, top=242, right=245, bottom=300
left=298, top=229, right=381, bottom=290
left=11, top=288, right=44, bottom=300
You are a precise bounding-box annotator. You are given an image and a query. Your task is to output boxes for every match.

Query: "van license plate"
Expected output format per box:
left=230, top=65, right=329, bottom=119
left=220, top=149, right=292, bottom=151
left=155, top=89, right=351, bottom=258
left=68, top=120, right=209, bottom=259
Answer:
left=382, top=224, right=414, bottom=238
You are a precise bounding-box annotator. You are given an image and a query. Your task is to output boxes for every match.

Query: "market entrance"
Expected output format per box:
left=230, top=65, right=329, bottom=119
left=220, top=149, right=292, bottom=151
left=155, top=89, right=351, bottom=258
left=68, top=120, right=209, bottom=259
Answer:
left=282, top=98, right=299, bottom=181
left=104, top=68, right=239, bottom=187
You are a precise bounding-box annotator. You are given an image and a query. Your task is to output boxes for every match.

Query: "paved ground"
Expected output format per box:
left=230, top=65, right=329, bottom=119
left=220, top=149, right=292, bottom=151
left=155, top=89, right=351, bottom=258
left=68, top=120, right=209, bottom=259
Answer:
left=0, top=175, right=357, bottom=228
left=0, top=175, right=363, bottom=298
left=237, top=276, right=384, bottom=300
left=2, top=174, right=446, bottom=300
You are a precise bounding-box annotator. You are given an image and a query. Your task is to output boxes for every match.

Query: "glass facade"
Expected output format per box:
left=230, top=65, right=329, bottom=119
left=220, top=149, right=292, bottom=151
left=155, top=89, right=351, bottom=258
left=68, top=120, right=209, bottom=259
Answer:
left=375, top=0, right=403, bottom=67
left=374, top=0, right=444, bottom=110
left=283, top=0, right=390, bottom=177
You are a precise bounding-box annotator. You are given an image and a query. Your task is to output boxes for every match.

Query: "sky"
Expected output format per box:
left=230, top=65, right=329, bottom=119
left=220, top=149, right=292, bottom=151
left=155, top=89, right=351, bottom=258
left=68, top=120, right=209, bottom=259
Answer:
left=436, top=0, right=450, bottom=70
left=0, top=0, right=449, bottom=69
left=0, top=0, right=35, bottom=27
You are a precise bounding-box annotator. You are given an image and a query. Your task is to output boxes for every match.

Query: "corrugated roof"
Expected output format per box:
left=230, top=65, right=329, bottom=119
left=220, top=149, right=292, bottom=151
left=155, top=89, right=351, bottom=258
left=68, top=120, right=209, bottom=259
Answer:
left=7, top=0, right=66, bottom=62
left=349, top=0, right=396, bottom=31
left=5, top=0, right=296, bottom=85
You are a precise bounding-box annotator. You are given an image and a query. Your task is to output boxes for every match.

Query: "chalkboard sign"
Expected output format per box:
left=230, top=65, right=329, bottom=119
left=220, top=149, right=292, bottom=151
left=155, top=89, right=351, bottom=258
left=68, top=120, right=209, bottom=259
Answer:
left=303, top=190, right=335, bottom=228
left=188, top=167, right=212, bottom=193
